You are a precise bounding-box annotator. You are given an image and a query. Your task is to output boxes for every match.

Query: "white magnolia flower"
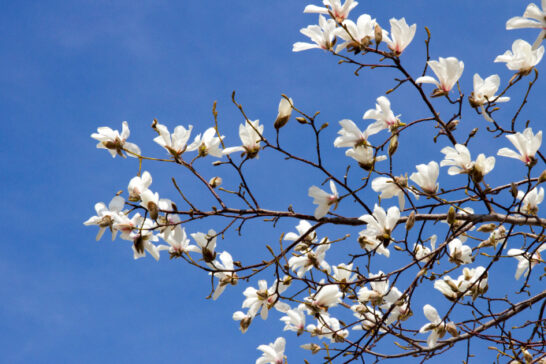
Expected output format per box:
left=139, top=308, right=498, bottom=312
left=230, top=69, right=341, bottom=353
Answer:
left=256, top=337, right=286, bottom=364
left=384, top=17, right=416, bottom=56
left=371, top=176, right=414, bottom=211
left=517, top=187, right=544, bottom=215
left=351, top=304, right=385, bottom=331
left=113, top=212, right=142, bottom=241
left=128, top=171, right=152, bottom=201
left=448, top=238, right=473, bottom=265
left=357, top=233, right=390, bottom=257
left=159, top=225, right=200, bottom=257
left=335, top=14, right=381, bottom=52
left=410, top=161, right=439, bottom=195
left=440, top=144, right=495, bottom=182
left=413, top=235, right=437, bottom=263
left=304, top=284, right=342, bottom=314
left=188, top=127, right=224, bottom=158
left=359, top=204, right=400, bottom=247
left=288, top=243, right=331, bottom=277
left=293, top=15, right=337, bottom=52
left=223, top=120, right=264, bottom=158
left=346, top=145, right=387, bottom=170
left=419, top=305, right=456, bottom=348
left=381, top=286, right=410, bottom=324
left=479, top=225, right=507, bottom=249
left=130, top=217, right=160, bottom=261
left=308, top=180, right=339, bottom=219
left=363, top=96, right=402, bottom=136
left=156, top=198, right=180, bottom=237
left=332, top=263, right=357, bottom=285
left=433, top=276, right=460, bottom=300
left=280, top=307, right=306, bottom=335
left=274, top=97, right=293, bottom=129
left=507, top=244, right=546, bottom=279
left=191, top=229, right=218, bottom=263
left=208, top=251, right=238, bottom=300
left=506, top=1, right=546, bottom=49
left=303, top=0, right=358, bottom=22
left=416, top=57, right=464, bottom=96
left=91, top=121, right=141, bottom=158
left=494, top=39, right=544, bottom=74
left=233, top=310, right=253, bottom=334
left=140, top=189, right=160, bottom=220
left=333, top=119, right=368, bottom=148
left=357, top=271, right=390, bottom=305
left=469, top=74, right=510, bottom=107
left=435, top=267, right=489, bottom=301
left=153, top=122, right=193, bottom=158
left=83, top=195, right=125, bottom=241
left=284, top=220, right=317, bottom=252
left=497, top=128, right=542, bottom=166
left=243, top=280, right=290, bottom=320
left=307, top=314, right=349, bottom=343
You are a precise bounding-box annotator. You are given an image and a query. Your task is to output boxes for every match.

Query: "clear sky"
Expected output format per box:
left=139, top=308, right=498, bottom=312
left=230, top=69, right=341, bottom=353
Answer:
left=2, top=1, right=545, bottom=363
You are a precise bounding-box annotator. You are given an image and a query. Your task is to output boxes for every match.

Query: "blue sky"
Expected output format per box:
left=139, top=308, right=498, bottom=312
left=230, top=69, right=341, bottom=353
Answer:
left=2, top=1, right=545, bottom=363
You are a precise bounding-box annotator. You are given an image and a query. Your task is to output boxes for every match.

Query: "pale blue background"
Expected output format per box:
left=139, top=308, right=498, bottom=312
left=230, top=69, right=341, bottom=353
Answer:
left=2, top=1, right=545, bottom=363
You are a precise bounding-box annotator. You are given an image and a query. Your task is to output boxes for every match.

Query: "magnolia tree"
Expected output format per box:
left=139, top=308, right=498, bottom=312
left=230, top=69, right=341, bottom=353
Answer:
left=85, top=1, right=546, bottom=363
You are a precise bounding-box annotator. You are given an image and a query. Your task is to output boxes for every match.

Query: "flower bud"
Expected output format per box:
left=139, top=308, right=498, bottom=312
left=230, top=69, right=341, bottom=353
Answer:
left=406, top=211, right=415, bottom=231
left=477, top=223, right=497, bottom=233
left=447, top=206, right=456, bottom=225
left=209, top=177, right=222, bottom=188
left=510, top=183, right=518, bottom=198
left=522, top=348, right=533, bottom=364
left=539, top=170, right=546, bottom=184
left=274, top=97, right=293, bottom=129
left=388, top=135, right=398, bottom=156
left=296, top=116, right=307, bottom=124
left=374, top=24, right=382, bottom=45
left=446, top=322, right=458, bottom=337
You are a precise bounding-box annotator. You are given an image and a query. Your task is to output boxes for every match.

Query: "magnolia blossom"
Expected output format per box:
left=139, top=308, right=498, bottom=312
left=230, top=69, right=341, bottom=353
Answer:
left=381, top=286, right=410, bottom=324
left=159, top=225, right=200, bottom=257
left=191, top=229, right=218, bottom=262
left=371, top=176, right=413, bottom=210
left=189, top=127, right=224, bottom=158
left=153, top=122, right=193, bottom=158
left=280, top=307, right=306, bottom=335
left=233, top=311, right=253, bottom=334
left=209, top=251, right=238, bottom=300
left=303, top=284, right=342, bottom=314
left=351, top=304, right=384, bottom=331
left=413, top=235, right=437, bottom=263
left=332, top=263, right=357, bottom=286
left=498, top=128, right=542, bottom=166
left=419, top=305, right=456, bottom=348
left=507, top=244, right=546, bottom=279
left=308, top=180, right=339, bottom=219
left=448, top=238, right=473, bottom=265
left=334, top=119, right=368, bottom=148
left=128, top=171, right=152, bottom=201
left=357, top=271, right=391, bottom=306
left=83, top=196, right=126, bottom=241
left=346, top=145, right=387, bottom=170
left=357, top=233, right=390, bottom=257
left=410, top=161, right=439, bottom=195
left=307, top=314, right=349, bottom=343
left=140, top=189, right=160, bottom=220
left=274, top=97, right=293, bottom=129
left=335, top=14, right=381, bottom=52
left=288, top=243, right=331, bottom=277
left=363, top=96, right=402, bottom=136
left=91, top=121, right=141, bottom=158
left=223, top=120, right=264, bottom=158
left=256, top=337, right=286, bottom=364
left=506, top=1, right=546, bottom=49
left=384, top=17, right=416, bottom=56
left=494, top=39, right=545, bottom=74
left=440, top=144, right=495, bottom=182
left=359, top=204, right=400, bottom=247
left=517, top=187, right=544, bottom=215
left=130, top=217, right=160, bottom=261
left=242, top=280, right=290, bottom=320
left=113, top=212, right=142, bottom=241
left=416, top=57, right=464, bottom=96
left=284, top=220, right=317, bottom=252
left=293, top=15, right=337, bottom=52
left=303, top=0, right=358, bottom=22
left=469, top=74, right=510, bottom=107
